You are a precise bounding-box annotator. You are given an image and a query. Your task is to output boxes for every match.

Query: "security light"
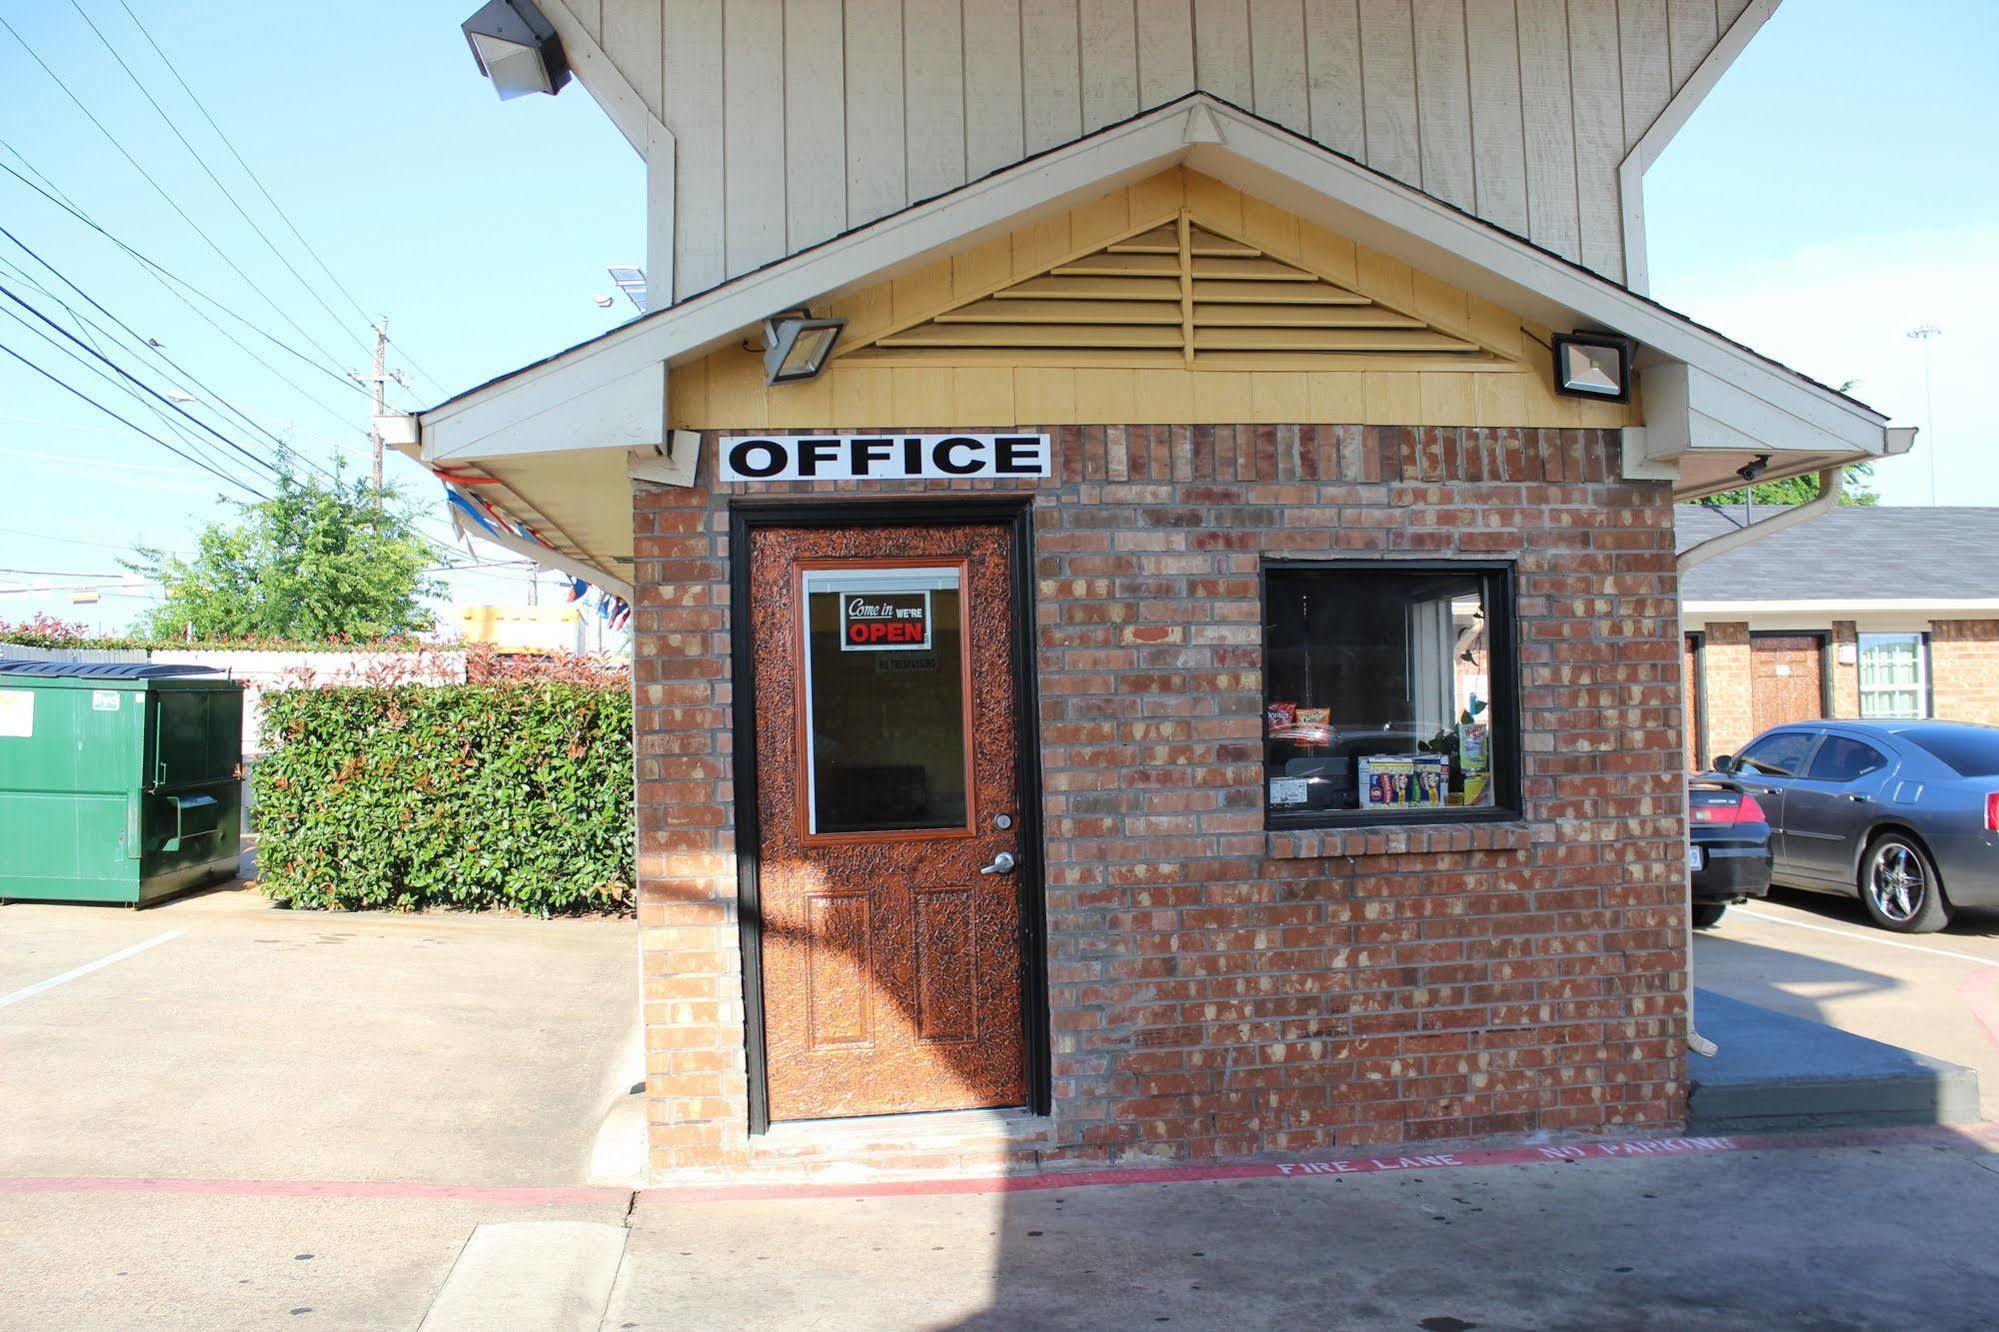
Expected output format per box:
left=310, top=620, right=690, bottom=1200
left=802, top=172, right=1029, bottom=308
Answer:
left=462, top=0, right=570, bottom=100
left=1551, top=331, right=1634, bottom=403
left=762, top=311, right=846, bottom=386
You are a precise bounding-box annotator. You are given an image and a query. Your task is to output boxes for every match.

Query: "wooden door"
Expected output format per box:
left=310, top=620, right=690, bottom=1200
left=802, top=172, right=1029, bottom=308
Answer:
left=748, top=521, right=1026, bottom=1122
left=1752, top=635, right=1826, bottom=733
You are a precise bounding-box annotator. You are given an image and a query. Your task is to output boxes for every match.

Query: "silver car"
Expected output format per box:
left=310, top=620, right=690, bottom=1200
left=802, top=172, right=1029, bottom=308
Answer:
left=1714, top=720, right=1999, bottom=934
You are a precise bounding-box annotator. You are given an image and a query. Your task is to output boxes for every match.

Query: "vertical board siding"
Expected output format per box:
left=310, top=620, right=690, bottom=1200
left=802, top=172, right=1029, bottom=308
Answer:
left=1023, top=0, right=1086, bottom=153
left=602, top=0, right=664, bottom=115
left=1303, top=0, right=1365, bottom=157
left=1248, top=0, right=1311, bottom=134
left=1080, top=0, right=1140, bottom=130
left=963, top=0, right=1027, bottom=178
left=623, top=0, right=1747, bottom=295
left=1464, top=0, right=1528, bottom=235
left=1411, top=0, right=1475, bottom=209
left=1357, top=0, right=1420, bottom=187
left=1566, top=0, right=1625, bottom=279
left=1193, top=0, right=1255, bottom=107
left=1516, top=0, right=1581, bottom=262
left=905, top=0, right=969, bottom=198
left=1616, top=0, right=1671, bottom=151
left=723, top=0, right=786, bottom=275
left=1135, top=0, right=1197, bottom=106
left=663, top=0, right=724, bottom=298
left=783, top=0, right=847, bottom=251
left=571, top=0, right=604, bottom=44
left=845, top=0, right=908, bottom=227
left=1666, top=0, right=1718, bottom=91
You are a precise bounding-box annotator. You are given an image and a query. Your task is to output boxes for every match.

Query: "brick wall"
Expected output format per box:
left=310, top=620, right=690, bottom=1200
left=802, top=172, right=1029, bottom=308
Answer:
left=1830, top=621, right=1860, bottom=718
left=1698, top=623, right=1754, bottom=760
left=1930, top=620, right=1999, bottom=724
left=631, top=424, right=1688, bottom=1176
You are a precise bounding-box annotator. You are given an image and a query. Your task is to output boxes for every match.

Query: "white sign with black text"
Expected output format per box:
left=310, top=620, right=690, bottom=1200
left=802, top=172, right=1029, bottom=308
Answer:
left=719, top=433, right=1052, bottom=483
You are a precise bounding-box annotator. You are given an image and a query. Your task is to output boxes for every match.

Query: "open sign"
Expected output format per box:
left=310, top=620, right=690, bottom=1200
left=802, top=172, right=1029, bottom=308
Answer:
left=840, top=591, right=931, bottom=652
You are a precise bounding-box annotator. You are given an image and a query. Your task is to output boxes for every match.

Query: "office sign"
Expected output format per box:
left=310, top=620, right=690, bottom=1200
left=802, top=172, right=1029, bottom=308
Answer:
left=719, top=433, right=1052, bottom=483
left=840, top=590, right=931, bottom=651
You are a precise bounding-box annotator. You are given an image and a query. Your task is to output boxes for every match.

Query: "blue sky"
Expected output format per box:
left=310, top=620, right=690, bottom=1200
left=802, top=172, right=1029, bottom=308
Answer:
left=1, top=0, right=1990, bottom=632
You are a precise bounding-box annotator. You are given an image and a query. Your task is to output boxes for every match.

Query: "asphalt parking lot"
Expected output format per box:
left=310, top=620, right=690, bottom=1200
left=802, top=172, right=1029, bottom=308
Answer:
left=0, top=880, right=639, bottom=1185
left=1696, top=888, right=1999, bottom=1119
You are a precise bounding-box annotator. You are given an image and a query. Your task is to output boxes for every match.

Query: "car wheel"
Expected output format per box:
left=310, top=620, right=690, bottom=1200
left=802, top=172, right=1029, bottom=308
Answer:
left=1859, top=833, right=1950, bottom=934
left=1690, top=903, right=1727, bottom=929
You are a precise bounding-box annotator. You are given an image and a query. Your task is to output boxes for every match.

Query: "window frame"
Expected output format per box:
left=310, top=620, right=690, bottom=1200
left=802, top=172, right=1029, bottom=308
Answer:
left=1857, top=631, right=1931, bottom=721
left=1260, top=558, right=1523, bottom=831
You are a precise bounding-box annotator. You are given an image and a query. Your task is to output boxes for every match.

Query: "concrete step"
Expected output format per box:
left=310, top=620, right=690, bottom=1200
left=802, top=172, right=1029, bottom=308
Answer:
left=1689, top=989, right=1980, bottom=1134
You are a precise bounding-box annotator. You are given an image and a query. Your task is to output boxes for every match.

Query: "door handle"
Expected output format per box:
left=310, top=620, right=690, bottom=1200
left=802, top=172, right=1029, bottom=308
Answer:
left=1846, top=793, right=1871, bottom=803
left=980, top=852, right=1016, bottom=876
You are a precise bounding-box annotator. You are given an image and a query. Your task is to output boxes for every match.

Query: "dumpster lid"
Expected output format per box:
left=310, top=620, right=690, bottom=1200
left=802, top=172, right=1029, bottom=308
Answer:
left=0, top=661, right=225, bottom=680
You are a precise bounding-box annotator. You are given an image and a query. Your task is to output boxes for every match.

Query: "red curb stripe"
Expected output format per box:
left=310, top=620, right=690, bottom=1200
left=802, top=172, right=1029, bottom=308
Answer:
left=0, top=1177, right=631, bottom=1206
left=633, top=1121, right=1999, bottom=1205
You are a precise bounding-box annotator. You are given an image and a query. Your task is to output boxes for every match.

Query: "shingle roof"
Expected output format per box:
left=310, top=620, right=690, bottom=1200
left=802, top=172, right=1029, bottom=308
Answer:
left=1676, top=506, right=1999, bottom=602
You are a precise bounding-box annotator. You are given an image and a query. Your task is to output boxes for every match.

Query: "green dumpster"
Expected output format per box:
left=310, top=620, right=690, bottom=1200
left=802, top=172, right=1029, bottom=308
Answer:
left=0, top=662, right=244, bottom=906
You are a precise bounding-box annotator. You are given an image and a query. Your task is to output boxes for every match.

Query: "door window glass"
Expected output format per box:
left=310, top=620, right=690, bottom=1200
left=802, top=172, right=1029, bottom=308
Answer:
left=1805, top=736, right=1889, bottom=783
left=1736, top=731, right=1815, bottom=777
left=1859, top=633, right=1927, bottom=719
left=801, top=567, right=968, bottom=835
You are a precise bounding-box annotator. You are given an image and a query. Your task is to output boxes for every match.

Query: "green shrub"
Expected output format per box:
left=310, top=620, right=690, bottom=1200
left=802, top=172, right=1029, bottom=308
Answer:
left=254, top=683, right=634, bottom=913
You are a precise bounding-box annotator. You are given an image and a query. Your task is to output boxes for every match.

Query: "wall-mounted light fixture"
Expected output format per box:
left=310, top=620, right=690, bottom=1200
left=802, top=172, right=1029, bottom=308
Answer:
left=461, top=0, right=570, bottom=99
left=762, top=310, right=846, bottom=385
left=1551, top=331, right=1635, bottom=403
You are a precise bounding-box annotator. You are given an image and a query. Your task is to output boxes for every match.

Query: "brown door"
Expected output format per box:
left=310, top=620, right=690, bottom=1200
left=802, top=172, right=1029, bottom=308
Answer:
left=1751, top=634, right=1827, bottom=733
left=748, top=521, right=1027, bottom=1122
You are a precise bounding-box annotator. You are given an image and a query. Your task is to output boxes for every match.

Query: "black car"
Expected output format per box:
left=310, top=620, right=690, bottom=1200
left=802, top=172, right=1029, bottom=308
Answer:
left=1688, top=776, right=1772, bottom=928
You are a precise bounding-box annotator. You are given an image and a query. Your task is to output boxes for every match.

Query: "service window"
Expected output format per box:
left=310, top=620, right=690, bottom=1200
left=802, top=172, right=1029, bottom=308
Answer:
left=1262, top=562, right=1518, bottom=826
left=1858, top=633, right=1928, bottom=719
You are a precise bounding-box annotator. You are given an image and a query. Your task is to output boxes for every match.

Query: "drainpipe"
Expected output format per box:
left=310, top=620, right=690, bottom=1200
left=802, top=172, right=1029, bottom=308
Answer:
left=1676, top=466, right=1842, bottom=1058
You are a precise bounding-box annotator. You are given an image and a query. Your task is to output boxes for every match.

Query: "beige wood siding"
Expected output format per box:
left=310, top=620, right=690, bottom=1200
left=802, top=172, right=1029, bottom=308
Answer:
left=600, top=0, right=1755, bottom=301
left=666, top=168, right=1640, bottom=432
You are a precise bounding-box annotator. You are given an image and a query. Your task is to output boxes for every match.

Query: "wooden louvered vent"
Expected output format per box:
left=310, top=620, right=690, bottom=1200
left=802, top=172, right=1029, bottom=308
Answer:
left=842, top=214, right=1508, bottom=370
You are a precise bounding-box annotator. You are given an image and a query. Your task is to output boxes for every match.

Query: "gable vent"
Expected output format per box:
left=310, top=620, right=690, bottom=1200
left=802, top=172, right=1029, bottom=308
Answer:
left=841, top=214, right=1509, bottom=371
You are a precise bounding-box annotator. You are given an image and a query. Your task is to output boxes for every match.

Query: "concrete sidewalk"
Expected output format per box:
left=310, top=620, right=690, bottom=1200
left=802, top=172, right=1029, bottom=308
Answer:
left=614, top=1132, right=1999, bottom=1330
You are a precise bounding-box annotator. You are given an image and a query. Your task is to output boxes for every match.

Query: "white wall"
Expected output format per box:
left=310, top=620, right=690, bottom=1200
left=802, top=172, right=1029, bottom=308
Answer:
left=555, top=0, right=1760, bottom=300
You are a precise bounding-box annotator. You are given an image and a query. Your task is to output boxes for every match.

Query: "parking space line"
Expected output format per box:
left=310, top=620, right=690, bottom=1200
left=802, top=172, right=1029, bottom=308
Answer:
left=0, top=930, right=185, bottom=1011
left=1733, top=909, right=1996, bottom=967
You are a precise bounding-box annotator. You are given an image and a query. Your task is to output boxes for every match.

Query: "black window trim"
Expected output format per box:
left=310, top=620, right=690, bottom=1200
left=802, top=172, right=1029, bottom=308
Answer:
left=1260, top=557, right=1523, bottom=831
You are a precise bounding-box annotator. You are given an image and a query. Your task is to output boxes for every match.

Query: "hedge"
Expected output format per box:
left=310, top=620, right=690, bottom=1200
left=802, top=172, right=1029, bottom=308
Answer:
left=253, top=683, right=634, bottom=913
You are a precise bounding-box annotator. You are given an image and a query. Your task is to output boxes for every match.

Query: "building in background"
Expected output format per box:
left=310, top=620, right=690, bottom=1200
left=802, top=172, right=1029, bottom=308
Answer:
left=459, top=602, right=582, bottom=655
left=407, top=1, right=1911, bottom=1178
left=1680, top=506, right=1999, bottom=768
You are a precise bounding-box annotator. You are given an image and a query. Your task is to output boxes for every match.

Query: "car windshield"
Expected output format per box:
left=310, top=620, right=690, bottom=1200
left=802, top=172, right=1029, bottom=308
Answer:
left=1905, top=728, right=1999, bottom=777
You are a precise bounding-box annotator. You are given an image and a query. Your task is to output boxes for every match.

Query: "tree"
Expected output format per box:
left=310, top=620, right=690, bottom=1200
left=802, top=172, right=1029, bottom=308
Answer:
left=1695, top=460, right=1880, bottom=509
left=130, top=455, right=442, bottom=641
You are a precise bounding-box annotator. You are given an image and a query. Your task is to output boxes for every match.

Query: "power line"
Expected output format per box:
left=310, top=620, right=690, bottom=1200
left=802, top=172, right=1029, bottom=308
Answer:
left=0, top=279, right=288, bottom=483
left=66, top=0, right=372, bottom=364
left=0, top=13, right=357, bottom=381
left=0, top=296, right=250, bottom=484
left=0, top=339, right=267, bottom=499
left=0, top=222, right=345, bottom=482
left=0, top=154, right=372, bottom=425
left=109, top=0, right=450, bottom=401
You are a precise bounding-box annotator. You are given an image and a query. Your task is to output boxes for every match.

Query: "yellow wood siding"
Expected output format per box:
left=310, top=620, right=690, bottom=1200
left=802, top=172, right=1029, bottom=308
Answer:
left=667, top=168, right=1639, bottom=431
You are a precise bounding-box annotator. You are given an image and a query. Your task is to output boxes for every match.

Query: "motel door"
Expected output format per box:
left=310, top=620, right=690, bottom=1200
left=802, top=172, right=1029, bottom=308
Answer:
left=748, top=521, right=1028, bottom=1121
left=1751, top=634, right=1828, bottom=733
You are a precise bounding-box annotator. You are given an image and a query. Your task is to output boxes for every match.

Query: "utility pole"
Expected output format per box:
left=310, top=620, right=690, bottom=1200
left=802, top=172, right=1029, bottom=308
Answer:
left=1907, top=324, right=1942, bottom=507
left=349, top=318, right=407, bottom=506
